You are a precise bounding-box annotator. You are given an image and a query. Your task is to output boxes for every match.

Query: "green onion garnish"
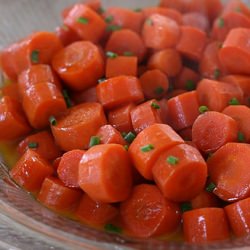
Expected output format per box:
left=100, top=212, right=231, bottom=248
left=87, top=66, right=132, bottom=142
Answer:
left=106, top=51, right=118, bottom=58
left=62, top=89, right=72, bottom=108
left=49, top=116, right=57, bottom=126
left=105, top=16, right=113, bottom=23
left=154, top=86, right=164, bottom=95
left=213, top=68, right=221, bottom=79
left=199, top=105, right=209, bottom=114
left=97, top=7, right=105, bottom=14
left=124, top=145, right=129, bottom=151
left=146, top=18, right=153, bottom=26
left=206, top=182, right=216, bottom=192
left=185, top=80, right=195, bottom=91
left=238, top=131, right=245, bottom=142
left=217, top=17, right=225, bottom=28
left=123, top=51, right=134, bottom=56
left=31, top=50, right=39, bottom=63
left=166, top=156, right=179, bottom=165
left=140, top=144, right=154, bottom=152
left=229, top=97, right=240, bottom=105
left=77, top=17, right=89, bottom=24
left=28, top=142, right=39, bottom=149
left=124, top=132, right=136, bottom=144
left=134, top=8, right=142, bottom=12
left=106, top=25, right=121, bottom=32
left=104, top=223, right=122, bottom=234
left=181, top=202, right=192, bottom=213
left=151, top=102, right=160, bottom=109
left=89, top=136, right=100, bottom=148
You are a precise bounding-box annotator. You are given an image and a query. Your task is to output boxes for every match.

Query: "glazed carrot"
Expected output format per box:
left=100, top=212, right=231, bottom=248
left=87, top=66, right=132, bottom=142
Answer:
left=178, top=127, right=193, bottom=141
left=120, top=184, right=181, bottom=238
left=1, top=82, right=20, bottom=101
left=219, top=28, right=250, bottom=74
left=183, top=208, right=230, bottom=243
left=0, top=96, right=31, bottom=141
left=167, top=91, right=200, bottom=131
left=103, top=7, right=144, bottom=34
left=96, top=125, right=126, bottom=145
left=142, top=14, right=180, bottom=50
left=10, top=149, right=54, bottom=193
left=182, top=12, right=210, bottom=32
left=17, top=130, right=61, bottom=161
left=130, top=99, right=163, bottom=134
left=152, top=143, right=207, bottom=202
left=211, top=12, right=250, bottom=42
left=196, top=79, right=243, bottom=111
left=96, top=76, right=144, bottom=110
left=199, top=41, right=226, bottom=79
left=71, top=86, right=97, bottom=104
left=1, top=32, right=63, bottom=81
left=18, top=64, right=61, bottom=98
left=176, top=26, right=207, bottom=62
left=57, top=149, right=85, bottom=188
left=52, top=41, right=104, bottom=91
left=105, top=56, right=138, bottom=78
left=148, top=49, right=182, bottom=77
left=222, top=0, right=250, bottom=16
left=55, top=25, right=81, bottom=47
left=174, top=67, right=200, bottom=90
left=75, top=194, right=118, bottom=226
left=223, top=105, right=250, bottom=143
left=139, top=69, right=169, bottom=100
left=142, top=7, right=183, bottom=25
left=108, top=103, right=135, bottom=133
left=192, top=111, right=238, bottom=153
left=22, top=82, right=67, bottom=129
left=207, top=143, right=250, bottom=201
left=105, top=29, right=146, bottom=63
left=38, top=176, right=82, bottom=211
left=225, top=197, right=250, bottom=237
left=78, top=144, right=132, bottom=203
left=128, top=124, right=184, bottom=180
left=51, top=102, right=107, bottom=151
left=64, top=4, right=106, bottom=43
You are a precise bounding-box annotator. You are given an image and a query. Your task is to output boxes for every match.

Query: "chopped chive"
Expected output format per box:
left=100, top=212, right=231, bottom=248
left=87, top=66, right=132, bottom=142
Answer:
left=199, top=105, right=209, bottom=114
left=124, top=145, right=129, bottom=151
left=235, top=7, right=241, bottom=12
left=154, top=86, right=164, bottom=95
left=166, top=156, right=179, bottom=165
left=62, top=89, right=72, bottom=108
left=229, top=97, right=240, bottom=105
left=181, top=202, right=192, bottom=213
left=105, top=15, right=113, bottom=23
left=97, top=7, right=105, bottom=14
left=124, top=132, right=136, bottom=143
left=123, top=51, right=134, bottom=56
left=213, top=68, right=221, bottom=79
left=217, top=17, right=225, bottom=28
left=98, top=77, right=106, bottom=84
left=134, top=8, right=142, bottom=12
left=104, top=223, right=122, bottom=234
left=28, top=142, right=39, bottom=149
left=106, top=51, right=118, bottom=58
left=185, top=80, right=195, bottom=91
left=140, top=144, right=154, bottom=152
left=146, top=18, right=153, bottom=26
left=151, top=102, right=160, bottom=109
left=206, top=182, right=216, bottom=192
left=77, top=17, right=89, bottom=24
left=49, top=116, right=57, bottom=126
left=31, top=50, right=39, bottom=63
left=89, top=136, right=100, bottom=148
left=238, top=131, right=245, bottom=142
left=106, top=25, right=121, bottom=32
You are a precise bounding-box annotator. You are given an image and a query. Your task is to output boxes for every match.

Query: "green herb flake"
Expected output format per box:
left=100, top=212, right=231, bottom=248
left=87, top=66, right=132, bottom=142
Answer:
left=124, top=132, right=136, bottom=144
left=105, top=15, right=113, bottom=23
left=185, top=80, right=195, bottom=91
left=89, top=136, right=100, bottom=148
left=206, top=182, right=216, bottom=192
left=140, top=144, right=154, bottom=152
left=77, top=17, right=89, bottom=24
left=104, top=223, right=122, bottom=234
left=49, top=116, right=57, bottom=126
left=62, top=89, right=72, bottom=108
left=217, top=17, right=225, bottom=28
left=213, top=68, right=221, bottom=79
left=229, top=97, right=240, bottom=105
left=106, top=25, right=122, bottom=32
left=124, top=145, right=129, bottom=151
left=146, top=18, right=153, bottom=26
left=199, top=105, right=209, bottom=114
left=154, top=86, right=164, bottom=95
left=98, top=78, right=106, bottom=84
left=134, top=8, right=142, bottom=12
left=31, top=50, right=40, bottom=63
left=151, top=102, right=160, bottom=109
left=181, top=202, right=192, bottom=213
left=238, top=131, right=245, bottom=142
left=123, top=51, right=134, bottom=56
left=106, top=51, right=118, bottom=58
left=97, top=7, right=105, bottom=14
left=28, top=142, right=39, bottom=149
left=166, top=156, right=179, bottom=165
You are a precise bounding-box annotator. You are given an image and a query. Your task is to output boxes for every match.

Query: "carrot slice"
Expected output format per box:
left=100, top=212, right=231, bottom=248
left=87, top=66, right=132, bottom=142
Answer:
left=38, top=176, right=82, bottom=211
left=182, top=12, right=209, bottom=32
left=78, top=144, right=132, bottom=203
left=52, top=41, right=104, bottom=91
left=17, top=130, right=61, bottom=161
left=51, top=102, right=107, bottom=151
left=0, top=96, right=31, bottom=141
left=22, top=82, right=67, bottom=129
left=1, top=82, right=21, bottom=101
left=225, top=197, right=250, bottom=237
left=128, top=124, right=184, bottom=180
left=57, top=149, right=85, bottom=188
left=75, top=194, right=118, bottom=226
left=192, top=111, right=238, bottom=153
left=183, top=208, right=230, bottom=243
left=152, top=143, right=207, bottom=202
left=207, top=142, right=250, bottom=202
left=55, top=25, right=81, bottom=47
left=96, top=76, right=144, bottom=110
left=120, top=184, right=181, bottom=238
left=64, top=4, right=106, bottom=43
left=10, top=149, right=54, bottom=193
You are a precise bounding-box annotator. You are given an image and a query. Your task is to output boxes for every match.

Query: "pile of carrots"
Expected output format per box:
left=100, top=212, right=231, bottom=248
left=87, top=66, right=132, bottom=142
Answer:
left=1, top=0, right=250, bottom=244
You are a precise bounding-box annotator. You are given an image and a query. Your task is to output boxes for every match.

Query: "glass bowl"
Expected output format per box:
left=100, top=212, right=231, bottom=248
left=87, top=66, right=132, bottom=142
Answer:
left=0, top=1, right=250, bottom=249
